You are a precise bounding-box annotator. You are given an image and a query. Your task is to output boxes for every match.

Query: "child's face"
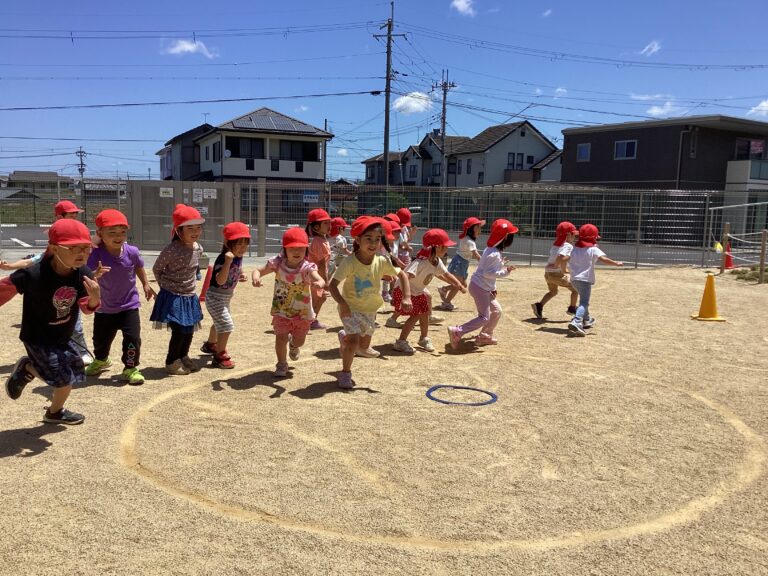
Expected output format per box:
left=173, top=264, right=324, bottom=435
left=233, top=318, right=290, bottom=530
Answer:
left=58, top=212, right=79, bottom=220
left=566, top=231, right=577, bottom=243
left=435, top=245, right=448, bottom=258
left=285, top=246, right=306, bottom=266
left=52, top=243, right=92, bottom=268
left=178, top=224, right=202, bottom=245
left=99, top=225, right=128, bottom=249
left=317, top=220, right=331, bottom=235
left=472, top=224, right=481, bottom=237
left=230, top=238, right=249, bottom=257
left=358, top=228, right=382, bottom=256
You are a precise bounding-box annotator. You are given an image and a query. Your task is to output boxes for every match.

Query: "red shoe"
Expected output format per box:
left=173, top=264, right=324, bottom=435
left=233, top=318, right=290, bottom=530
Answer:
left=200, top=341, right=218, bottom=354
left=213, top=350, right=235, bottom=369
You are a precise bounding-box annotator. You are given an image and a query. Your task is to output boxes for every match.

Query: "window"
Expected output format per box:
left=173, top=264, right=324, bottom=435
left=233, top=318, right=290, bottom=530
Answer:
left=576, top=143, right=591, bottom=162
left=467, top=158, right=472, bottom=174
left=295, top=161, right=304, bottom=173
left=457, top=159, right=462, bottom=175
left=448, top=162, right=456, bottom=174
left=478, top=171, right=484, bottom=185
left=432, top=163, right=441, bottom=176
left=271, top=159, right=280, bottom=172
left=409, top=165, right=417, bottom=178
left=213, top=141, right=221, bottom=163
left=516, top=153, right=524, bottom=170
left=614, top=140, right=637, bottom=160
left=246, top=158, right=254, bottom=171
left=279, top=140, right=320, bottom=162
left=507, top=152, right=515, bottom=168
left=366, top=165, right=375, bottom=179
left=205, top=146, right=209, bottom=161
left=527, top=155, right=534, bottom=165
left=735, top=138, right=765, bottom=160
left=520, top=129, right=526, bottom=137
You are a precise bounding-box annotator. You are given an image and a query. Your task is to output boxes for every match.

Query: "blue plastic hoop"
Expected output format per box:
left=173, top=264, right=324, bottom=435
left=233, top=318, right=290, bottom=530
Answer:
left=425, top=385, right=498, bottom=406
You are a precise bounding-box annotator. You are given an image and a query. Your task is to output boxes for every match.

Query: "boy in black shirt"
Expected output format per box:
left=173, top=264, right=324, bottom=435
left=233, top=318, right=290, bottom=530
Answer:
left=4, top=219, right=101, bottom=425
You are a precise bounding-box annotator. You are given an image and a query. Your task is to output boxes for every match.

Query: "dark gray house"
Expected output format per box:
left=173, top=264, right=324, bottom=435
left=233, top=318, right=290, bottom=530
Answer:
left=157, top=123, right=213, bottom=181
left=561, top=115, right=768, bottom=191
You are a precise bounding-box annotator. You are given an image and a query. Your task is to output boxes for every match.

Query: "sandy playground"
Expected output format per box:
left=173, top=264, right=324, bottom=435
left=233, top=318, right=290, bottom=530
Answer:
left=0, top=265, right=767, bottom=575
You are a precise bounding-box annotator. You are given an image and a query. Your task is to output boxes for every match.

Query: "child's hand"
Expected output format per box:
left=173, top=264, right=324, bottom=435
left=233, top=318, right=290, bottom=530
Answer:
left=505, top=262, right=516, bottom=271
left=239, top=273, right=247, bottom=282
left=252, top=274, right=262, bottom=287
left=459, top=285, right=468, bottom=294
left=400, top=296, right=412, bottom=312
left=224, top=251, right=235, bottom=261
left=94, top=260, right=111, bottom=279
left=83, top=276, right=101, bottom=301
left=0, top=260, right=9, bottom=270
left=616, top=261, right=625, bottom=267
left=339, top=301, right=352, bottom=318
left=143, top=283, right=156, bottom=301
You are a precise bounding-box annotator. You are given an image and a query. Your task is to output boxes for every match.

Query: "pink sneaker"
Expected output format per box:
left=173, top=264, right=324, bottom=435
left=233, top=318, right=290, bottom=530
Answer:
left=447, top=326, right=462, bottom=350
left=310, top=319, right=327, bottom=330
left=475, top=334, right=498, bottom=346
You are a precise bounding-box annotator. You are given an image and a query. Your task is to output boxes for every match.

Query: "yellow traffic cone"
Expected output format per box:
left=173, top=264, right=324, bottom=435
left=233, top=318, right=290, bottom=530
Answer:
left=691, top=273, right=725, bottom=321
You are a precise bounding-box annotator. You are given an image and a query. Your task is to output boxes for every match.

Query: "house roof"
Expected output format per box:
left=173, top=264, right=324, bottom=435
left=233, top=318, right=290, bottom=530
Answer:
left=452, top=121, right=557, bottom=155
left=197, top=108, right=333, bottom=141
left=0, top=188, right=39, bottom=200
left=562, top=114, right=768, bottom=136
left=532, top=149, right=562, bottom=170
left=425, top=134, right=470, bottom=154
left=9, top=171, right=73, bottom=183
left=164, top=123, right=213, bottom=147
left=361, top=151, right=404, bottom=164
left=418, top=146, right=432, bottom=160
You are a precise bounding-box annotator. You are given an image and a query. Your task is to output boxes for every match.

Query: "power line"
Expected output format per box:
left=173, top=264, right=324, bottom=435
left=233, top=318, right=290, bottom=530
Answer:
left=0, top=90, right=381, bottom=112
left=0, top=75, right=384, bottom=81
left=0, top=136, right=165, bottom=142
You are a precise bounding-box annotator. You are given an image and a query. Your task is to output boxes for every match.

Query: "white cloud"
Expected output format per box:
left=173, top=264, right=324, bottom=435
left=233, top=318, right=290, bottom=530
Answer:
left=294, top=105, right=309, bottom=113
left=639, top=40, right=662, bottom=57
left=747, top=100, right=768, bottom=117
left=337, top=148, right=349, bottom=157
left=393, top=91, right=432, bottom=115
left=164, top=39, right=218, bottom=59
left=554, top=87, right=567, bottom=98
left=646, top=101, right=683, bottom=117
left=534, top=88, right=543, bottom=96
left=630, top=93, right=672, bottom=101
left=542, top=8, right=552, bottom=17
left=450, top=0, right=476, bottom=17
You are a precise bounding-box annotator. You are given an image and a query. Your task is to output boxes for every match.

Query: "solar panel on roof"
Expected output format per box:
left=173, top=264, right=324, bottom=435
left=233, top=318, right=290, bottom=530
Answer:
left=271, top=118, right=296, bottom=131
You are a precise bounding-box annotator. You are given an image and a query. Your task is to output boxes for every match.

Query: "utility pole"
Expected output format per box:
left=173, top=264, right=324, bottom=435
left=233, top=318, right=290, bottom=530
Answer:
left=76, top=147, right=87, bottom=217
left=374, top=1, right=404, bottom=189
left=433, top=69, right=456, bottom=188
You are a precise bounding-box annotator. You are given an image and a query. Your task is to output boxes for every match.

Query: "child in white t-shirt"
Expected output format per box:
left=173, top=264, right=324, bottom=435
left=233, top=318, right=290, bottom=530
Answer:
left=328, top=217, right=352, bottom=279
left=437, top=216, right=484, bottom=311
left=567, top=223, right=624, bottom=337
left=391, top=229, right=465, bottom=353
left=532, top=221, right=579, bottom=319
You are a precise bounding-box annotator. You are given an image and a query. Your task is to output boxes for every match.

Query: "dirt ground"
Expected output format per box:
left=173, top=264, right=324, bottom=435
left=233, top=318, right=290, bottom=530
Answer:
left=0, top=265, right=766, bottom=576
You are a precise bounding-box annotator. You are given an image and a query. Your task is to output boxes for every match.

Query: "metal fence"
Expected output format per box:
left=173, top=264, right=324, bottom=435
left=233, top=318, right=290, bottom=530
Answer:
left=3, top=179, right=768, bottom=269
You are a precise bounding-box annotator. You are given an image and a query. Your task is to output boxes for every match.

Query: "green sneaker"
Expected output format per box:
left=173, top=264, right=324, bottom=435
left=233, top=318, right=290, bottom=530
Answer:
left=85, top=358, right=112, bottom=376
left=121, top=367, right=145, bottom=386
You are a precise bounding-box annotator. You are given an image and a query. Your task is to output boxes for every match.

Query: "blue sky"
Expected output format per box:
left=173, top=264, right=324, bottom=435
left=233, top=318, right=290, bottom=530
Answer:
left=2, top=0, right=768, bottom=180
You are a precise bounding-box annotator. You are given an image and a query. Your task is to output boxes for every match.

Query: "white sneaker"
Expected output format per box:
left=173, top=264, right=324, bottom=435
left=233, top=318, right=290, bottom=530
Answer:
left=355, top=347, right=381, bottom=358
left=568, top=322, right=586, bottom=337
left=166, top=359, right=191, bottom=375
left=385, top=317, right=402, bottom=328
left=437, top=285, right=449, bottom=303
left=583, top=317, right=596, bottom=329
left=418, top=337, right=435, bottom=352
left=392, top=339, right=414, bottom=354
left=434, top=302, right=455, bottom=311
left=274, top=362, right=289, bottom=377
left=429, top=314, right=444, bottom=325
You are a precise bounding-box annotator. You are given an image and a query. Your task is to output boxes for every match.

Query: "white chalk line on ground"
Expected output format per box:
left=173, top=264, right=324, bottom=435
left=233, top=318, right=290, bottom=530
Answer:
left=119, top=358, right=767, bottom=553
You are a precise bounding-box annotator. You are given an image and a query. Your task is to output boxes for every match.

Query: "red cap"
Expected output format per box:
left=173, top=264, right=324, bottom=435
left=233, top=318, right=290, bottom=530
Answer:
left=307, top=208, right=331, bottom=224
left=54, top=200, right=83, bottom=217
left=486, top=219, right=519, bottom=248
left=95, top=209, right=129, bottom=228
left=282, top=227, right=309, bottom=248
left=223, top=222, right=251, bottom=242
left=350, top=216, right=380, bottom=239
left=553, top=221, right=577, bottom=247
left=384, top=213, right=401, bottom=224
left=172, top=204, right=204, bottom=228
left=422, top=228, right=456, bottom=248
left=376, top=217, right=397, bottom=240
left=459, top=217, right=486, bottom=239
left=396, top=207, right=412, bottom=226
left=48, top=219, right=92, bottom=246
left=576, top=223, right=600, bottom=248
left=331, top=217, right=348, bottom=228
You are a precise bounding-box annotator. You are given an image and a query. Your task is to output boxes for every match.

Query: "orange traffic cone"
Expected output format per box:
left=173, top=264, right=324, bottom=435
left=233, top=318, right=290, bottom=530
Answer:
left=691, top=273, right=725, bottom=322
left=199, top=265, right=213, bottom=302
left=724, top=242, right=735, bottom=270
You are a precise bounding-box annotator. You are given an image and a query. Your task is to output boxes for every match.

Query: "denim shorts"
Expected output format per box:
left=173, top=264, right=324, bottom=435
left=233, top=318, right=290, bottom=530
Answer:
left=447, top=254, right=470, bottom=279
left=23, top=340, right=85, bottom=388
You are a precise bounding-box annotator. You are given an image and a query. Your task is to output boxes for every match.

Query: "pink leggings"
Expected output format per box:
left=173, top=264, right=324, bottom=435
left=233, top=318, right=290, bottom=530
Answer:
left=456, top=281, right=502, bottom=337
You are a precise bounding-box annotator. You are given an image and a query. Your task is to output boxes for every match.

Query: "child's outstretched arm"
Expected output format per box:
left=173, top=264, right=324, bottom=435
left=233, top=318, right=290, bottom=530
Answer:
left=437, top=271, right=467, bottom=293
left=251, top=264, right=274, bottom=287
left=471, top=249, right=482, bottom=261
left=0, top=257, right=35, bottom=271
left=598, top=255, right=624, bottom=267
left=328, top=278, right=351, bottom=317
left=308, top=270, right=325, bottom=290
left=135, top=266, right=156, bottom=300
left=555, top=254, right=571, bottom=274
left=396, top=270, right=412, bottom=311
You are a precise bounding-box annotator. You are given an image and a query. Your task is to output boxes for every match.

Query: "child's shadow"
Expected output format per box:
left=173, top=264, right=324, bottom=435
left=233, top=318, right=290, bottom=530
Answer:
left=211, top=369, right=286, bottom=398
left=537, top=326, right=572, bottom=335
left=0, top=424, right=66, bottom=458
left=523, top=318, right=570, bottom=326
left=290, top=374, right=379, bottom=399
left=443, top=342, right=484, bottom=355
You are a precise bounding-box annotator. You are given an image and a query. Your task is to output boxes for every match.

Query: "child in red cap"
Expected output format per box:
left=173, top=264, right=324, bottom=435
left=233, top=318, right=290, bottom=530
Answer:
left=328, top=216, right=352, bottom=279
left=199, top=222, right=250, bottom=369
left=447, top=219, right=518, bottom=350
left=531, top=221, right=579, bottom=320
left=3, top=219, right=101, bottom=425
left=85, top=209, right=154, bottom=385
left=150, top=204, right=206, bottom=375
left=306, top=208, right=332, bottom=330
left=251, top=227, right=325, bottom=377
left=391, top=229, right=465, bottom=354
left=436, top=216, right=485, bottom=311
left=329, top=216, right=412, bottom=388
left=567, top=224, right=624, bottom=336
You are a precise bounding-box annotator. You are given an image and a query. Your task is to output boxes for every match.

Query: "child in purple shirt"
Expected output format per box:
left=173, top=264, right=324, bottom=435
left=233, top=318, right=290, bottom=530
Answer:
left=85, top=209, right=154, bottom=385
